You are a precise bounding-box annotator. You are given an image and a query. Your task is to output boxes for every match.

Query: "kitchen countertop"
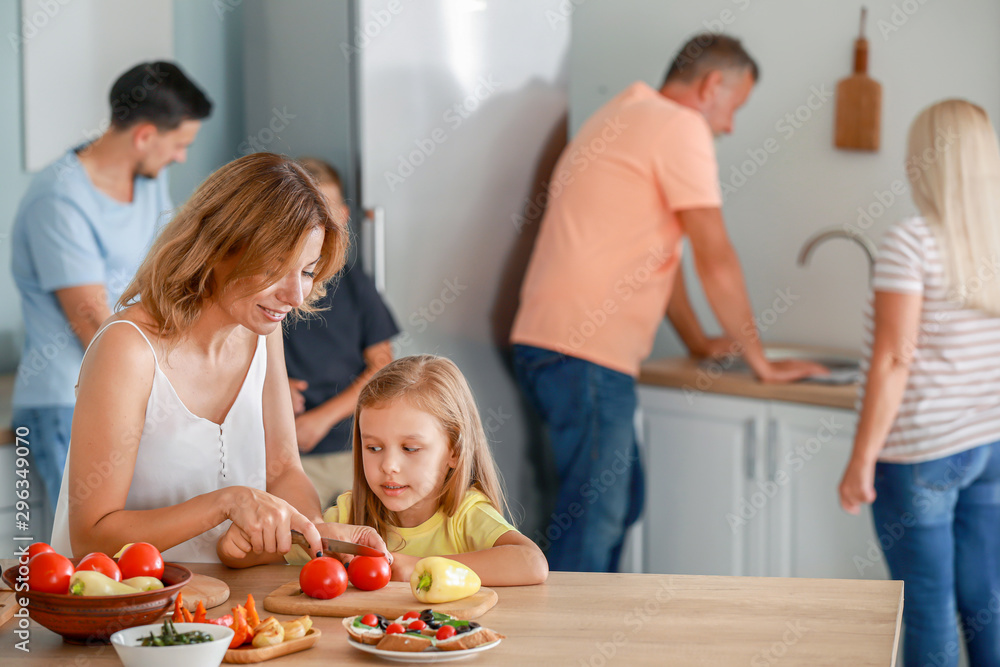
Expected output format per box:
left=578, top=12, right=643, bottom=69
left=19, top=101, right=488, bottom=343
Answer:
left=0, top=560, right=902, bottom=665
left=639, top=347, right=860, bottom=411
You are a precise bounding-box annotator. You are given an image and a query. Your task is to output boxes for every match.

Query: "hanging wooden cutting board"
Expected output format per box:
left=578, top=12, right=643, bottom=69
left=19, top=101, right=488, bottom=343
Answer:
left=263, top=581, right=498, bottom=620
left=179, top=573, right=230, bottom=610
left=835, top=7, right=881, bottom=151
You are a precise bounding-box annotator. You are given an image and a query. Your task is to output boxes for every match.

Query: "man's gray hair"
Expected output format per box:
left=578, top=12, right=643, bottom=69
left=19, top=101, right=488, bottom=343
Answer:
left=663, top=33, right=759, bottom=86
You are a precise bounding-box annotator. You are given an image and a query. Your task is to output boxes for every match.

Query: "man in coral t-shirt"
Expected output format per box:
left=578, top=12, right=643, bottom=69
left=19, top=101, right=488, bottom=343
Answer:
left=511, top=34, right=826, bottom=573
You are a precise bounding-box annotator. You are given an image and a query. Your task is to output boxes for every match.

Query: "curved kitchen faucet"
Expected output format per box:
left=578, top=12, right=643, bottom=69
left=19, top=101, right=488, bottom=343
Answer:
left=798, top=227, right=877, bottom=279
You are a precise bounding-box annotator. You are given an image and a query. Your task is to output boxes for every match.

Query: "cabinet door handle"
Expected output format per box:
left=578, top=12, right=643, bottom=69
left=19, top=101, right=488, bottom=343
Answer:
left=744, top=419, right=756, bottom=480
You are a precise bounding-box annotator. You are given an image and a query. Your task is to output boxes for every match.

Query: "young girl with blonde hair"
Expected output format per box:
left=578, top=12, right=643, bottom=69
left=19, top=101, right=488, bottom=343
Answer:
left=324, top=354, right=548, bottom=586
left=840, top=99, right=1000, bottom=666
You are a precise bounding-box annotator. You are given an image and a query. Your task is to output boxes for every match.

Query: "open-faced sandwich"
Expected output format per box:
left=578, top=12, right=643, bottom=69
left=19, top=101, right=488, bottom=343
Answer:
left=432, top=618, right=504, bottom=651
left=342, top=613, right=388, bottom=645
left=344, top=609, right=505, bottom=652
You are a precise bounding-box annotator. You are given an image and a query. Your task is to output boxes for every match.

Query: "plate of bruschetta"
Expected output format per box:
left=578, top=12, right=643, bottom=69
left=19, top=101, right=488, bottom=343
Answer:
left=343, top=609, right=504, bottom=661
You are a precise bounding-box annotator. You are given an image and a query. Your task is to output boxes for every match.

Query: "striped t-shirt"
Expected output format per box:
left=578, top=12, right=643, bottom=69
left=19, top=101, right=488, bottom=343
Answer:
left=860, top=217, right=1000, bottom=462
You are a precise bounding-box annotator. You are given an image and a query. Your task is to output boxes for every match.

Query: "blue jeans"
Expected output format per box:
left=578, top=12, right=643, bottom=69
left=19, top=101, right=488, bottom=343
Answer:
left=872, top=441, right=1000, bottom=667
left=11, top=406, right=74, bottom=516
left=512, top=344, right=644, bottom=572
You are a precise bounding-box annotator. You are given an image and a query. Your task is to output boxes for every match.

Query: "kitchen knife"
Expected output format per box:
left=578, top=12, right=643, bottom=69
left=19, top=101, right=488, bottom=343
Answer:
left=290, top=530, right=386, bottom=558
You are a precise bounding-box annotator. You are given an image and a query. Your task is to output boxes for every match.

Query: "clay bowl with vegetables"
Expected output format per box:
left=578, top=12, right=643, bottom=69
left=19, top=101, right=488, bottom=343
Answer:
left=1, top=544, right=192, bottom=644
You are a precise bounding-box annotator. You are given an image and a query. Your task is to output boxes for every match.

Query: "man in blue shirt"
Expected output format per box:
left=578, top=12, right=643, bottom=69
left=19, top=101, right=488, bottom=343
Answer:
left=11, top=62, right=212, bottom=527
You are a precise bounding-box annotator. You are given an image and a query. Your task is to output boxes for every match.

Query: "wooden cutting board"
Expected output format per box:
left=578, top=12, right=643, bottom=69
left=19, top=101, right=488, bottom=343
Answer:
left=179, top=573, right=230, bottom=610
left=263, top=581, right=498, bottom=620
left=834, top=8, right=881, bottom=151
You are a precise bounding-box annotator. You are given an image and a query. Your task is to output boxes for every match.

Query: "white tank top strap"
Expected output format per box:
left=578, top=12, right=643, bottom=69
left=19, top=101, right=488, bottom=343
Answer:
left=75, top=320, right=158, bottom=398
left=84, top=319, right=159, bottom=364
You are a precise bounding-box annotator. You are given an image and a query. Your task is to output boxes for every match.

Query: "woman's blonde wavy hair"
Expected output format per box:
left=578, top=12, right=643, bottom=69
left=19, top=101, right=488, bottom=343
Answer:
left=118, top=152, right=349, bottom=336
left=907, top=99, right=1000, bottom=314
left=349, top=355, right=510, bottom=546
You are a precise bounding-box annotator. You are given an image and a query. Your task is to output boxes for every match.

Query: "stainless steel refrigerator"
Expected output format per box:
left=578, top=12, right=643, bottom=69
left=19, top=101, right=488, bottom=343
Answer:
left=244, top=0, right=571, bottom=541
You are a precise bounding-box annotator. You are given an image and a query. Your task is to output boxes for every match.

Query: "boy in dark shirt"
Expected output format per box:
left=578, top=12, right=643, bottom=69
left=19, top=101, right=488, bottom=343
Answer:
left=284, top=158, right=398, bottom=505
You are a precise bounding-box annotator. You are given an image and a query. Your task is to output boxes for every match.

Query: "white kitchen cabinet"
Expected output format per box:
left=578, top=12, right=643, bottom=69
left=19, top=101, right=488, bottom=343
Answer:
left=640, top=389, right=766, bottom=576
left=638, top=386, right=888, bottom=580
left=768, top=403, right=888, bottom=580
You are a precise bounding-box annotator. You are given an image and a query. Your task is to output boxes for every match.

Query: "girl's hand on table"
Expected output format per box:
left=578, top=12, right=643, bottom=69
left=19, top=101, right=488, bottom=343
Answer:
left=839, top=458, right=877, bottom=515
left=218, top=523, right=254, bottom=561
left=226, top=486, right=324, bottom=555
left=316, top=522, right=392, bottom=566
left=388, top=552, right=418, bottom=582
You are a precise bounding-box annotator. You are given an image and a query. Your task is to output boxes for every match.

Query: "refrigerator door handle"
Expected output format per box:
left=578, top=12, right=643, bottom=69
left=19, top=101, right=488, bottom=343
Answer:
left=362, top=206, right=387, bottom=294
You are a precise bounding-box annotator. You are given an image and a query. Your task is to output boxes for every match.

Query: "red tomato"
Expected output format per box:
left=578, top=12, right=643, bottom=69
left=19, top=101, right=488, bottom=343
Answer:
left=386, top=623, right=404, bottom=635
left=28, top=552, right=74, bottom=594
left=436, top=625, right=457, bottom=640
left=299, top=557, right=348, bottom=600
left=76, top=552, right=122, bottom=582
left=361, top=614, right=379, bottom=627
left=347, top=556, right=391, bottom=591
left=117, top=542, right=164, bottom=580
left=26, top=542, right=55, bottom=562
left=402, top=610, right=420, bottom=620
left=408, top=620, right=427, bottom=631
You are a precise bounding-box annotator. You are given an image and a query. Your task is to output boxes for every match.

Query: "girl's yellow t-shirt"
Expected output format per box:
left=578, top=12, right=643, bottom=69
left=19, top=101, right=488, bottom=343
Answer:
left=324, top=489, right=516, bottom=557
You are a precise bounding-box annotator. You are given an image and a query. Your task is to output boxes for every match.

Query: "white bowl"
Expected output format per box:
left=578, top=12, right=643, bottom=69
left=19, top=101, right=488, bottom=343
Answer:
left=110, top=622, right=234, bottom=667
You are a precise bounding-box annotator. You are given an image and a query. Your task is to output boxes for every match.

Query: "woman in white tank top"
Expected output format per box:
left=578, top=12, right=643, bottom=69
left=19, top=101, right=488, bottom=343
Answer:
left=50, top=154, right=389, bottom=565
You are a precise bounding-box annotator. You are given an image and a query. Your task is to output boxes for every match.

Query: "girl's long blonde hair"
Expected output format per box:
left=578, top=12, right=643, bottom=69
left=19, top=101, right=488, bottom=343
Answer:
left=907, top=99, right=1000, bottom=314
left=350, top=355, right=510, bottom=543
left=118, top=152, right=349, bottom=336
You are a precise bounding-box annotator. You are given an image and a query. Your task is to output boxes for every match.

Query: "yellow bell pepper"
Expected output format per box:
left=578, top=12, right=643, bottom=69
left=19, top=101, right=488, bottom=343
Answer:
left=409, top=557, right=481, bottom=603
left=121, top=576, right=164, bottom=591
left=69, top=570, right=142, bottom=596
left=113, top=543, right=134, bottom=559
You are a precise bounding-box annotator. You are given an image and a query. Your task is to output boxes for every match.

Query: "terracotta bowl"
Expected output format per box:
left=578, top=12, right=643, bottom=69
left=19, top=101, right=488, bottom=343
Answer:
left=1, top=559, right=192, bottom=644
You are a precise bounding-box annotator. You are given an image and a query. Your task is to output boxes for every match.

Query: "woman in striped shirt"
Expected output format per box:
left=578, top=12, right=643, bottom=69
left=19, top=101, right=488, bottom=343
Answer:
left=839, top=100, right=1000, bottom=667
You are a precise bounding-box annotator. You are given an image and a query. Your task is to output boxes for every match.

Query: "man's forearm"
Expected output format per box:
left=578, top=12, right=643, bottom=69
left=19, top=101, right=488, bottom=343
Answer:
left=307, top=365, right=379, bottom=431
left=72, top=316, right=106, bottom=349
left=56, top=284, right=112, bottom=348
left=666, top=271, right=709, bottom=355
left=692, top=246, right=766, bottom=366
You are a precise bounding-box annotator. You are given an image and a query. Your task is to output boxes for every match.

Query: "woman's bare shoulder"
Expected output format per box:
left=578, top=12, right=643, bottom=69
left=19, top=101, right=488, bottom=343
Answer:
left=80, top=308, right=160, bottom=383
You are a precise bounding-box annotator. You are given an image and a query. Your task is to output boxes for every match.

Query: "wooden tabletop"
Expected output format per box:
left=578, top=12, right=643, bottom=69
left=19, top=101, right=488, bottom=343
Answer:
left=0, top=561, right=901, bottom=665
left=640, top=355, right=859, bottom=411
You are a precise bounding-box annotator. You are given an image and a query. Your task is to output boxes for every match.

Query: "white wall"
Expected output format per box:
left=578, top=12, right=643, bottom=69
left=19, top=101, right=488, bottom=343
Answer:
left=0, top=0, right=247, bottom=374
left=571, top=0, right=1000, bottom=357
